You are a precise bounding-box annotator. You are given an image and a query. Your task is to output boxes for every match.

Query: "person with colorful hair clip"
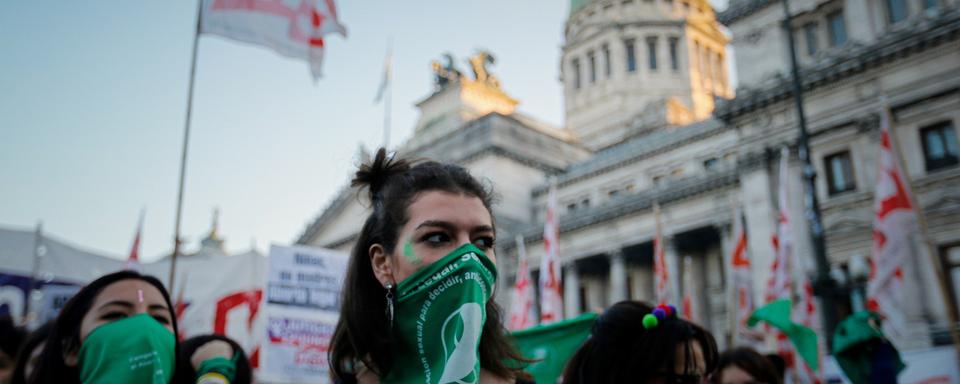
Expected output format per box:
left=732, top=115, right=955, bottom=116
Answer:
left=562, top=300, right=719, bottom=384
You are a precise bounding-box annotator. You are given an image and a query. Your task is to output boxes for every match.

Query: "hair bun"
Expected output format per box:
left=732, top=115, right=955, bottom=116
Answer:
left=352, top=148, right=411, bottom=204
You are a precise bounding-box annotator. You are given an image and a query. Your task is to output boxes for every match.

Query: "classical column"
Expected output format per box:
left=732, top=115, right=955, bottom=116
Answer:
left=609, top=249, right=628, bottom=305
left=564, top=262, right=581, bottom=319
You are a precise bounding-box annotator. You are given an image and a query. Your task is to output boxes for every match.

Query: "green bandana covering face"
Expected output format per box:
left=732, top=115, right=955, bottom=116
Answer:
left=383, top=243, right=498, bottom=384
left=78, top=313, right=176, bottom=384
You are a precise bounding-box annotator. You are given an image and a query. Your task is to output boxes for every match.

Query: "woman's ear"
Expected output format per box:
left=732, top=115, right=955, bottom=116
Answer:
left=369, top=243, right=395, bottom=287
left=63, top=339, right=79, bottom=367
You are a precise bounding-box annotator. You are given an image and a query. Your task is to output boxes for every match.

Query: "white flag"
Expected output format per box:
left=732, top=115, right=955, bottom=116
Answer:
left=508, top=236, right=535, bottom=330
left=868, top=107, right=915, bottom=341
left=539, top=183, right=563, bottom=324
left=200, top=0, right=347, bottom=80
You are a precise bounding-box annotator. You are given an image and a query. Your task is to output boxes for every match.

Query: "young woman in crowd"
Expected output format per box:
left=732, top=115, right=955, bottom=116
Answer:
left=0, top=316, right=26, bottom=384
left=31, top=270, right=178, bottom=383
left=29, top=270, right=241, bottom=383
left=328, top=148, right=531, bottom=383
left=712, top=347, right=782, bottom=384
left=562, top=300, right=719, bottom=384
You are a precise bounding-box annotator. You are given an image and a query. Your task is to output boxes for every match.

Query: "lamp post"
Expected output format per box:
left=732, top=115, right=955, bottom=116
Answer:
left=780, top=0, right=839, bottom=350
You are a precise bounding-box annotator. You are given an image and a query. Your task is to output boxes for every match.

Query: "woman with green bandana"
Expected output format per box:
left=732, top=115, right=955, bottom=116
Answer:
left=29, top=270, right=242, bottom=384
left=329, top=148, right=532, bottom=384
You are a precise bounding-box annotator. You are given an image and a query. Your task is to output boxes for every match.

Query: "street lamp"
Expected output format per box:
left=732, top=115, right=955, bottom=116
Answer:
left=848, top=253, right=870, bottom=313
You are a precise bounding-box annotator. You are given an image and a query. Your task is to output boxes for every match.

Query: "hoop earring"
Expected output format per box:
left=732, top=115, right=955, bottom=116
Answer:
left=385, top=282, right=395, bottom=328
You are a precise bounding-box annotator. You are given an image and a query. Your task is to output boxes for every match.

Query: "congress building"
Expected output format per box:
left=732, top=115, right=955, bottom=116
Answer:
left=298, top=0, right=960, bottom=351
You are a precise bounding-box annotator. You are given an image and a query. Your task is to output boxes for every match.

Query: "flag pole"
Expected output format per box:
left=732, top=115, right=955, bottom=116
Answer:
left=383, top=37, right=393, bottom=149
left=25, top=221, right=43, bottom=325
left=170, top=0, right=204, bottom=289
left=881, top=100, right=960, bottom=358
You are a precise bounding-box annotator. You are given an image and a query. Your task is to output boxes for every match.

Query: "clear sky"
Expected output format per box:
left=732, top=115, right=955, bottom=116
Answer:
left=0, top=1, right=575, bottom=260
left=1, top=0, right=730, bottom=261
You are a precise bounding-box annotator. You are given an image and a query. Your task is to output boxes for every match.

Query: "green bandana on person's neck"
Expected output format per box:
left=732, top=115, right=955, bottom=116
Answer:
left=383, top=243, right=498, bottom=384
left=78, top=313, right=176, bottom=384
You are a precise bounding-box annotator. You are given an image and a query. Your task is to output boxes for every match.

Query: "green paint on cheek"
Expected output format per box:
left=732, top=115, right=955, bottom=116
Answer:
left=403, top=240, right=422, bottom=265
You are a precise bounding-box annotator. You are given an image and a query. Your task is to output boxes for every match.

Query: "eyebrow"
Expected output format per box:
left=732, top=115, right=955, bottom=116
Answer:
left=415, top=220, right=494, bottom=235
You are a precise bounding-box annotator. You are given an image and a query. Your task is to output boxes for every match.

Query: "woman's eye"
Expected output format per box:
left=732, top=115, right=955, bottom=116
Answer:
left=423, top=232, right=450, bottom=246
left=101, top=311, right=127, bottom=320
left=473, top=237, right=495, bottom=249
left=152, top=315, right=171, bottom=324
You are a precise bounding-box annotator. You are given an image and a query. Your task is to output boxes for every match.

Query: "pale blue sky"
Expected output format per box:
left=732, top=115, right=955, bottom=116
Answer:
left=0, top=1, right=730, bottom=261
left=0, top=1, right=573, bottom=260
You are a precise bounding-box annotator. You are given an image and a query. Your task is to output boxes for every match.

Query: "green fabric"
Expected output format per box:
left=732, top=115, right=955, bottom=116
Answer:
left=197, top=356, right=237, bottom=383
left=383, top=244, right=497, bottom=384
left=832, top=311, right=905, bottom=384
left=747, top=299, right=820, bottom=372
left=510, top=313, right=598, bottom=384
left=78, top=313, right=176, bottom=384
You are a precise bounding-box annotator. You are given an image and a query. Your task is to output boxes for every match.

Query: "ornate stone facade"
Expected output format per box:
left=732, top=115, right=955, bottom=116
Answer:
left=297, top=0, right=960, bottom=351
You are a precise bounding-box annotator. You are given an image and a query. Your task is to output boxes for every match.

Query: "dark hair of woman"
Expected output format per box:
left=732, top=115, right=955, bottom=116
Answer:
left=173, top=334, right=252, bottom=384
left=713, top=347, right=782, bottom=384
left=10, top=322, right=52, bottom=384
left=328, top=148, right=529, bottom=382
left=562, top=300, right=719, bottom=384
left=31, top=270, right=178, bottom=383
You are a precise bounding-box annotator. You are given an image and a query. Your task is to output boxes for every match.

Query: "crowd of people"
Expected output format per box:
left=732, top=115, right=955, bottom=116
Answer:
left=0, top=149, right=791, bottom=383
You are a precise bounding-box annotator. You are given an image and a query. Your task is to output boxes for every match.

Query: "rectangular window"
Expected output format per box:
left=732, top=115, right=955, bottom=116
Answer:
left=647, top=36, right=658, bottom=70
left=603, top=44, right=612, bottom=77
left=827, top=11, right=847, bottom=47
left=803, top=22, right=819, bottom=55
left=572, top=58, right=581, bottom=89
left=921, top=121, right=959, bottom=171
left=825, top=151, right=856, bottom=195
left=588, top=51, right=597, bottom=84
left=886, top=0, right=908, bottom=23
left=703, top=158, right=719, bottom=170
left=669, top=37, right=679, bottom=71
left=625, top=39, right=637, bottom=73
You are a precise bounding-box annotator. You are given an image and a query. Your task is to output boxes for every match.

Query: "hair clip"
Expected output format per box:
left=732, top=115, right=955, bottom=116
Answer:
left=642, top=304, right=678, bottom=329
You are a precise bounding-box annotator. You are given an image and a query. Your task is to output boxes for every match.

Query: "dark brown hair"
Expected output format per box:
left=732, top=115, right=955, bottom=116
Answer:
left=713, top=347, right=783, bottom=384
left=328, top=148, right=528, bottom=382
left=562, top=301, right=719, bottom=383
left=31, top=270, right=178, bottom=384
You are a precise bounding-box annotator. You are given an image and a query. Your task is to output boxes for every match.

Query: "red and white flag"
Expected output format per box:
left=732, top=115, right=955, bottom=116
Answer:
left=200, top=0, right=347, bottom=80
left=767, top=147, right=793, bottom=304
left=795, top=278, right=824, bottom=383
left=509, top=235, right=536, bottom=330
left=729, top=205, right=758, bottom=344
left=682, top=255, right=699, bottom=324
left=653, top=203, right=671, bottom=305
left=867, top=107, right=915, bottom=340
left=539, top=183, right=564, bottom=324
left=125, top=209, right=145, bottom=271
left=766, top=148, right=796, bottom=372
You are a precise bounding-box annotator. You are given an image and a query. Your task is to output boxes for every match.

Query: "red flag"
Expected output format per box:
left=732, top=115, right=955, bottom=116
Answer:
left=867, top=106, right=915, bottom=341
left=125, top=209, right=145, bottom=271
left=539, top=183, right=564, bottom=323
left=653, top=203, right=671, bottom=305
left=200, top=0, right=347, bottom=80
left=509, top=236, right=535, bottom=330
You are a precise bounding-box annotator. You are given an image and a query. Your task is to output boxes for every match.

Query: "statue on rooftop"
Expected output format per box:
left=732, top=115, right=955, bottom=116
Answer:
left=431, top=52, right=463, bottom=89
left=467, top=50, right=501, bottom=90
